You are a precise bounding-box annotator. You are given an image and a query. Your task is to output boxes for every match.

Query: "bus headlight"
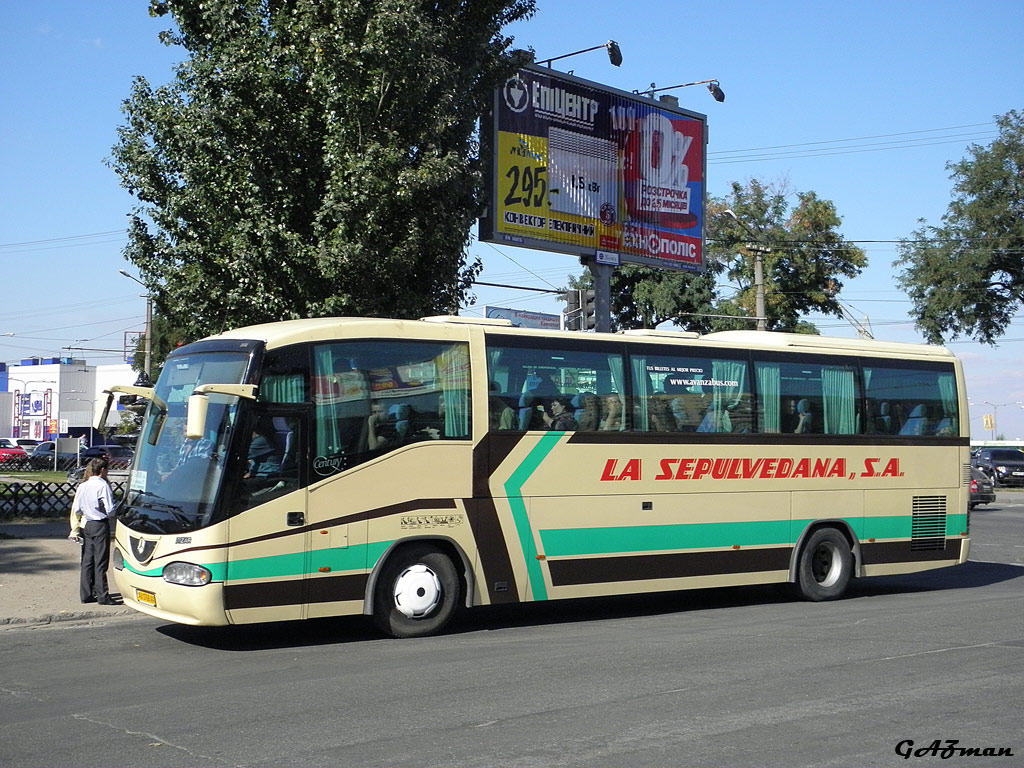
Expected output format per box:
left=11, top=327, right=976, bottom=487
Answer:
left=113, top=548, right=124, bottom=571
left=163, top=562, right=212, bottom=586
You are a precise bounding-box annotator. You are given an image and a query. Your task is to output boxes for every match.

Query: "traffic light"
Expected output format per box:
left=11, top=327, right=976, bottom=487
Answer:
left=580, top=289, right=597, bottom=330
left=561, top=290, right=581, bottom=331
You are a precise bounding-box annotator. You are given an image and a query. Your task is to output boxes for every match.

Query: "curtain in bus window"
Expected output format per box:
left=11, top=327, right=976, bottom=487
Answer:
left=438, top=344, right=470, bottom=438
left=711, top=360, right=749, bottom=433
left=260, top=375, right=305, bottom=404
left=821, top=366, right=857, bottom=434
left=607, top=356, right=627, bottom=431
left=756, top=363, right=781, bottom=433
left=630, top=357, right=654, bottom=431
left=937, top=373, right=957, bottom=435
left=312, top=345, right=350, bottom=457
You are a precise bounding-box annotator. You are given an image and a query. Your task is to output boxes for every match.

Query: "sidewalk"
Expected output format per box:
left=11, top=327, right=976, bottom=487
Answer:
left=0, top=519, right=139, bottom=626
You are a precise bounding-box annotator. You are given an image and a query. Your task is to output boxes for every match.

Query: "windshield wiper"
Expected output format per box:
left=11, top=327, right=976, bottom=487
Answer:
left=128, top=490, right=194, bottom=525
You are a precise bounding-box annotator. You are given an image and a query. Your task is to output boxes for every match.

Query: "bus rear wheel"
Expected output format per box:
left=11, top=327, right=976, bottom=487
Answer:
left=373, top=545, right=459, bottom=638
left=794, top=528, right=853, bottom=601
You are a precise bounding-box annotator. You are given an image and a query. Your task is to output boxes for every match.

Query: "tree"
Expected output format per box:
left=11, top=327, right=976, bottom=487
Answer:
left=604, top=179, right=866, bottom=332
left=896, top=110, right=1024, bottom=344
left=110, top=0, right=535, bottom=340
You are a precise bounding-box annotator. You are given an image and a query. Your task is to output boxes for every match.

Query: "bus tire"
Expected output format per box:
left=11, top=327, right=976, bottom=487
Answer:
left=373, top=544, right=459, bottom=638
left=794, top=527, right=853, bottom=602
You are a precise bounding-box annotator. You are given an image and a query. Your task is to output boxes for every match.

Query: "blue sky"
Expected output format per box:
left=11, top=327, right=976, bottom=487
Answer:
left=2, top=1, right=1023, bottom=436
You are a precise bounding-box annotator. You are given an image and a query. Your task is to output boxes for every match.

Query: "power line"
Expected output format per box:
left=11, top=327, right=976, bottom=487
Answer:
left=709, top=122, right=996, bottom=155
left=0, top=230, right=125, bottom=249
left=474, top=281, right=562, bottom=294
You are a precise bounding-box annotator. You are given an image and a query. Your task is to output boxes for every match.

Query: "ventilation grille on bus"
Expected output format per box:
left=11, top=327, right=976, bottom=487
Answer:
left=911, top=496, right=947, bottom=551
left=962, top=463, right=973, bottom=485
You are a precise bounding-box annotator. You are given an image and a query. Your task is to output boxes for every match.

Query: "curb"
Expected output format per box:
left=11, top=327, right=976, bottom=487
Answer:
left=0, top=608, right=139, bottom=628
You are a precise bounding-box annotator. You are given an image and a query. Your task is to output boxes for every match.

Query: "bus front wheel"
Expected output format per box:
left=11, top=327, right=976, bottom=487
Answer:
left=794, top=528, right=853, bottom=601
left=373, top=545, right=459, bottom=638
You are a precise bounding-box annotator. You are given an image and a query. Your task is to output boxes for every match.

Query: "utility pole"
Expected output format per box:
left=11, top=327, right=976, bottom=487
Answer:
left=724, top=209, right=768, bottom=331
left=119, top=270, right=152, bottom=378
left=748, top=243, right=769, bottom=332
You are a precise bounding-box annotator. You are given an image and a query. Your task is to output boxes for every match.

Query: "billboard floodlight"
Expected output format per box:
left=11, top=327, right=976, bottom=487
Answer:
left=536, top=40, right=623, bottom=69
left=638, top=79, right=726, bottom=103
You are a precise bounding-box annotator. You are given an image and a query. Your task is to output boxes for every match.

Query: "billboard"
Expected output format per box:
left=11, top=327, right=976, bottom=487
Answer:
left=485, top=306, right=562, bottom=330
left=480, top=65, right=707, bottom=271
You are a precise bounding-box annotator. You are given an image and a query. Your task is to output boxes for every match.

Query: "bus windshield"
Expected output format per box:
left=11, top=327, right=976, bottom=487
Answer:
left=119, top=350, right=252, bottom=535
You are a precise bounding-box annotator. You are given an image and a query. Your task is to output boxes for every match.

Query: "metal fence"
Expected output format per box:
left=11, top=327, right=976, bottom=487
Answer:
left=0, top=456, right=132, bottom=474
left=0, top=480, right=128, bottom=519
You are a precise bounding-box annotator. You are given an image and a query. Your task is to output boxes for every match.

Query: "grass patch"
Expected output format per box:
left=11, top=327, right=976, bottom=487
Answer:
left=1, top=472, right=69, bottom=485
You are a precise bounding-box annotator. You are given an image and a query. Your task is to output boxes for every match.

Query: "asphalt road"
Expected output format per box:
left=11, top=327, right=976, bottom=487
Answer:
left=2, top=498, right=1022, bottom=768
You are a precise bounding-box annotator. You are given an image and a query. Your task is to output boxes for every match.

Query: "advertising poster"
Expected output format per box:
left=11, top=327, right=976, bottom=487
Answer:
left=482, top=66, right=707, bottom=271
left=485, top=306, right=562, bottom=330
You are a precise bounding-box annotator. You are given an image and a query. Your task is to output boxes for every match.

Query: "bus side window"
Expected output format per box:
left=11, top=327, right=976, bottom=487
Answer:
left=486, top=339, right=625, bottom=433
left=863, top=362, right=958, bottom=439
left=312, top=340, right=471, bottom=473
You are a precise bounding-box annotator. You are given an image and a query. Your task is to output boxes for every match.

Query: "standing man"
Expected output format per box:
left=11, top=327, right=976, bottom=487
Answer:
left=70, top=458, right=118, bottom=605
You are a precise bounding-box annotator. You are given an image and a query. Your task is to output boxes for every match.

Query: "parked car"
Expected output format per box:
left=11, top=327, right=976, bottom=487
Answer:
left=0, top=438, right=28, bottom=463
left=971, top=447, right=1024, bottom=487
left=29, top=441, right=86, bottom=469
left=15, top=438, right=41, bottom=452
left=82, top=444, right=135, bottom=461
left=67, top=444, right=135, bottom=482
left=969, top=467, right=996, bottom=509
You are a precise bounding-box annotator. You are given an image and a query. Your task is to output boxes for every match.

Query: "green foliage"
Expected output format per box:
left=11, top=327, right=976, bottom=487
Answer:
left=606, top=179, right=866, bottom=332
left=110, top=0, right=535, bottom=339
left=896, top=110, right=1024, bottom=344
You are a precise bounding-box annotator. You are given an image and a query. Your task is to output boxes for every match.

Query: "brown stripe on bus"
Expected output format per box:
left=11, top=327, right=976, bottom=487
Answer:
left=548, top=547, right=792, bottom=587
left=465, top=497, right=520, bottom=604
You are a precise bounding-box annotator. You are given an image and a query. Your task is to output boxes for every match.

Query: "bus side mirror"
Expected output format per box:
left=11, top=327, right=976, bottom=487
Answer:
left=186, top=394, right=209, bottom=441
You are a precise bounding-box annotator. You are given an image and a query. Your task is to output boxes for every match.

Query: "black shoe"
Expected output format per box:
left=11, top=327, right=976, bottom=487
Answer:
left=81, top=597, right=96, bottom=604
left=97, top=598, right=118, bottom=606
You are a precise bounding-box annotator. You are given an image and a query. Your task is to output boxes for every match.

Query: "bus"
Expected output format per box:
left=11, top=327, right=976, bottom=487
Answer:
left=106, top=317, right=971, bottom=637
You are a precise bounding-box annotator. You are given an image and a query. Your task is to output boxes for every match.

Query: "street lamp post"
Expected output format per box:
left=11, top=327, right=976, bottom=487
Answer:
left=119, top=270, right=152, bottom=379
left=68, top=397, right=104, bottom=445
left=723, top=209, right=768, bottom=331
left=981, top=401, right=1024, bottom=441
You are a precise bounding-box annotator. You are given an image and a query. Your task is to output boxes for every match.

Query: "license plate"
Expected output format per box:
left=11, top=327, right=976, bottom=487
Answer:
left=136, top=589, right=157, bottom=607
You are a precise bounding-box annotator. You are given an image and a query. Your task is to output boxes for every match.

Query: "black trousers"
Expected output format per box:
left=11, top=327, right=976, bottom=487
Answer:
left=80, top=520, right=111, bottom=602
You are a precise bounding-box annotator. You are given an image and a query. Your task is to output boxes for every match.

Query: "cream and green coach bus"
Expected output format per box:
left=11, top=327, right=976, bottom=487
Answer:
left=107, top=316, right=971, bottom=637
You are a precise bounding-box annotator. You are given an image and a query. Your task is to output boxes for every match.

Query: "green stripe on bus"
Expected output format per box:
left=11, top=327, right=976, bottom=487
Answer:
left=122, top=541, right=392, bottom=583
left=540, top=514, right=968, bottom=558
left=227, top=541, right=391, bottom=581
left=503, top=431, right=564, bottom=601
left=120, top=562, right=165, bottom=578
left=540, top=520, right=795, bottom=556
left=945, top=514, right=969, bottom=535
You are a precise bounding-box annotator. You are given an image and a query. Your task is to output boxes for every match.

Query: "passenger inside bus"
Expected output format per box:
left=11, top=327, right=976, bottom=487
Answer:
left=600, top=395, right=622, bottom=430
left=367, top=402, right=410, bottom=451
left=489, top=382, right=515, bottom=430
left=794, top=399, right=814, bottom=434
left=517, top=373, right=559, bottom=429
left=542, top=396, right=578, bottom=431
left=245, top=417, right=281, bottom=478
left=571, top=392, right=600, bottom=431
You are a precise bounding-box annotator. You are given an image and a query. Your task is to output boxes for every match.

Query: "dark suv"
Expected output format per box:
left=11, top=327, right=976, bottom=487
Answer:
left=972, top=448, right=1024, bottom=487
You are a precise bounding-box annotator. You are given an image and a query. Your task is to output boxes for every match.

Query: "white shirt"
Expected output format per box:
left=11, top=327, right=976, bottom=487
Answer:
left=71, top=475, right=116, bottom=523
